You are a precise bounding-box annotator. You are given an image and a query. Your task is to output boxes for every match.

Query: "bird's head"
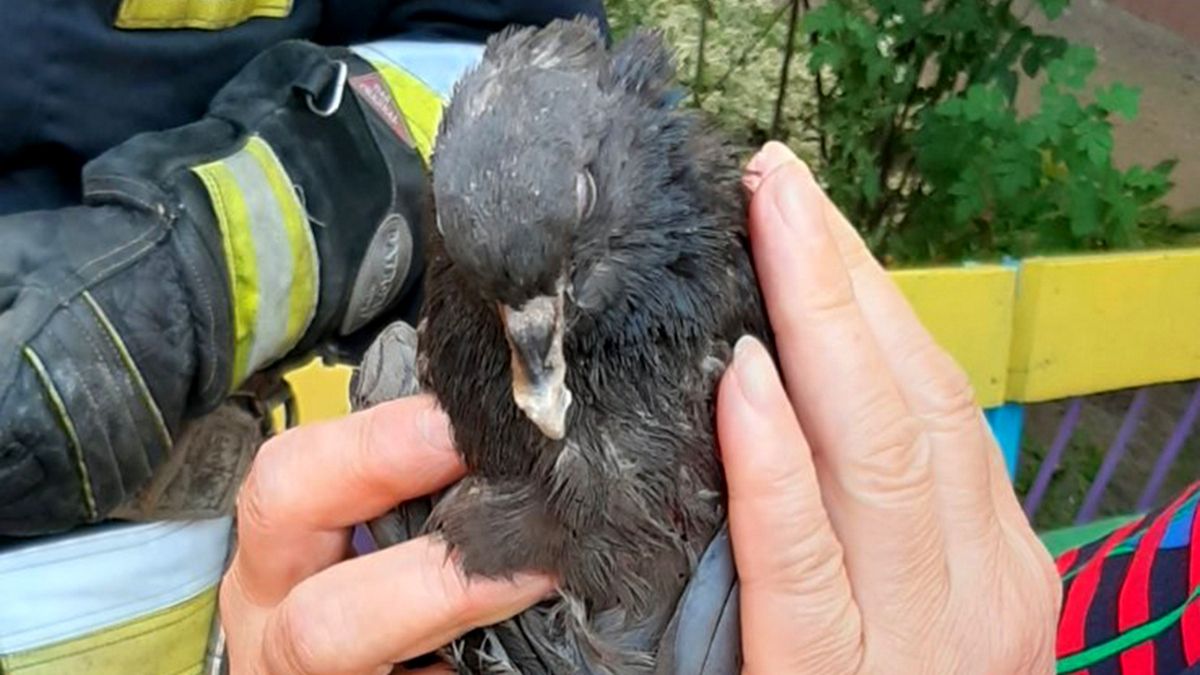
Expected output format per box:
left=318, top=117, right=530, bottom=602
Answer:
left=431, top=19, right=609, bottom=440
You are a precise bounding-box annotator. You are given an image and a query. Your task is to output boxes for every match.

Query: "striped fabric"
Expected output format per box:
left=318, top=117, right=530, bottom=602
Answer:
left=1056, top=481, right=1200, bottom=674
left=0, top=519, right=231, bottom=674
left=191, top=135, right=320, bottom=389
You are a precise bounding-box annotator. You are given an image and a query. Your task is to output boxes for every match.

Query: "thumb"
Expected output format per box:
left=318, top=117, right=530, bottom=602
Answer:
left=717, top=336, right=861, bottom=673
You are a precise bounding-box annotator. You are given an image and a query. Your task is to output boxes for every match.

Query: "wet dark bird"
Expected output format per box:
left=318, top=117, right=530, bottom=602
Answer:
left=414, top=16, right=772, bottom=674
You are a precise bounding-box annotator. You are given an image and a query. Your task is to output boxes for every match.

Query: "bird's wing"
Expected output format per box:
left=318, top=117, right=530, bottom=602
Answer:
left=653, top=523, right=741, bottom=675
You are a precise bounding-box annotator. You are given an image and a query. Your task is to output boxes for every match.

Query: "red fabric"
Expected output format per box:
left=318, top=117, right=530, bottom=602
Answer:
left=1117, top=487, right=1199, bottom=673
left=1184, top=497, right=1200, bottom=665
left=1058, top=547, right=1082, bottom=577
left=1058, top=518, right=1147, bottom=658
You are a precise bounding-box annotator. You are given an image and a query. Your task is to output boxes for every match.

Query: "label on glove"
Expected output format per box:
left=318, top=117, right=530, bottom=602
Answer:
left=349, top=73, right=416, bottom=149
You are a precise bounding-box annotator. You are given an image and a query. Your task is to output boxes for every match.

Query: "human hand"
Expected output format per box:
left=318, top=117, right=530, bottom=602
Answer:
left=218, top=396, right=555, bottom=674
left=718, top=142, right=1061, bottom=673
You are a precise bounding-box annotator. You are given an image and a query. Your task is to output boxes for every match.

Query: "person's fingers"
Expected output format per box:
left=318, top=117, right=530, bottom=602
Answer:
left=820, top=186, right=1001, bottom=547
left=745, top=149, right=946, bottom=618
left=233, top=395, right=464, bottom=606
left=718, top=336, right=861, bottom=672
left=258, top=536, right=555, bottom=675
left=748, top=142, right=1004, bottom=551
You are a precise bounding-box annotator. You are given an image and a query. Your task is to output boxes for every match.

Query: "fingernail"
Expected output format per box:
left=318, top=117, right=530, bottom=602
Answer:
left=419, top=403, right=454, bottom=450
left=743, top=142, right=800, bottom=195
left=771, top=165, right=823, bottom=240
left=733, top=335, right=777, bottom=407
left=748, top=141, right=799, bottom=177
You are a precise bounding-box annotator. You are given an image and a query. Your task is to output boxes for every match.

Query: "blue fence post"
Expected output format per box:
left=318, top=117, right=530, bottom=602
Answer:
left=985, top=403, right=1025, bottom=480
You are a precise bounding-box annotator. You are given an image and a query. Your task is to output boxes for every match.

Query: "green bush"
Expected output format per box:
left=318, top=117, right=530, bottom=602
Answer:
left=804, top=0, right=1175, bottom=264
left=608, top=0, right=1179, bottom=265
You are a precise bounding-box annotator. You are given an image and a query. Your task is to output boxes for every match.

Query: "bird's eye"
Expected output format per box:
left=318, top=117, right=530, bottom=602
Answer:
left=576, top=169, right=596, bottom=222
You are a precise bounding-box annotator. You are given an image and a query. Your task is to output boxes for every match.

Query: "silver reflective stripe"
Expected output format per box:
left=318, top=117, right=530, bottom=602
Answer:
left=0, top=518, right=232, bottom=653
left=222, top=149, right=296, bottom=375
left=191, top=136, right=319, bottom=386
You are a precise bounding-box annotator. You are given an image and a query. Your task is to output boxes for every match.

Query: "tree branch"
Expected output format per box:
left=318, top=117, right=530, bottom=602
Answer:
left=692, top=0, right=713, bottom=105
left=770, top=0, right=803, bottom=139
left=799, top=0, right=829, bottom=163
left=710, top=1, right=792, bottom=95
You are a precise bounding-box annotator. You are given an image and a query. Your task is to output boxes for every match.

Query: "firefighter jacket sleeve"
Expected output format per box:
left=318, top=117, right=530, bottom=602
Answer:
left=0, top=39, right=464, bottom=536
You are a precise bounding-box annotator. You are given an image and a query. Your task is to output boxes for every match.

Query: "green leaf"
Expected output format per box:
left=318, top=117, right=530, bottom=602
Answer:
left=1036, top=0, right=1068, bottom=20
left=995, top=161, right=1033, bottom=198
left=1022, top=116, right=1057, bottom=146
left=1039, top=84, right=1082, bottom=128
left=1108, top=194, right=1139, bottom=232
left=1077, top=118, right=1113, bottom=165
left=861, top=168, right=882, bottom=204
left=810, top=41, right=846, bottom=70
left=804, top=5, right=846, bottom=35
left=1047, top=45, right=1096, bottom=90
left=1022, top=34, right=1067, bottom=77
left=949, top=176, right=986, bottom=224
left=1096, top=83, right=1140, bottom=120
left=996, top=70, right=1019, bottom=103
left=1124, top=165, right=1165, bottom=191
left=1021, top=48, right=1043, bottom=77
left=1068, top=175, right=1100, bottom=237
left=961, top=84, right=1005, bottom=123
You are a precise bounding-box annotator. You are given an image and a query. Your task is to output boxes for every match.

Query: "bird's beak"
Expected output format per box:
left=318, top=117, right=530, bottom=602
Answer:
left=501, top=291, right=572, bottom=440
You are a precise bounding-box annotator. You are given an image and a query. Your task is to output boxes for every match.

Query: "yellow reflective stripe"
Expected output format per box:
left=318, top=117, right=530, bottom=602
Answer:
left=0, top=587, right=216, bottom=675
left=81, top=291, right=173, bottom=451
left=21, top=347, right=97, bottom=521
left=243, top=138, right=320, bottom=351
left=114, top=0, right=292, bottom=30
left=190, top=136, right=318, bottom=390
left=191, top=160, right=259, bottom=388
left=362, top=58, right=446, bottom=164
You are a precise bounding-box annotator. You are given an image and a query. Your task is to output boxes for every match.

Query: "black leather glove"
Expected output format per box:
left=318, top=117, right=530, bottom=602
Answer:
left=0, top=40, right=435, bottom=536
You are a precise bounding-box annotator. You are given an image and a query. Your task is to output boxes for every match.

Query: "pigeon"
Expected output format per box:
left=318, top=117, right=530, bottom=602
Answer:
left=403, top=16, right=773, bottom=674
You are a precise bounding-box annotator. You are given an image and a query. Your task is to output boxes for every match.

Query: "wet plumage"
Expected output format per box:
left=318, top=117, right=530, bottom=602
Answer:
left=417, top=17, right=772, bottom=673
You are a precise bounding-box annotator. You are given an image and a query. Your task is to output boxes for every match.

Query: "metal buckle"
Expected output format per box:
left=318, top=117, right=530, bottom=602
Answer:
left=306, top=60, right=349, bottom=118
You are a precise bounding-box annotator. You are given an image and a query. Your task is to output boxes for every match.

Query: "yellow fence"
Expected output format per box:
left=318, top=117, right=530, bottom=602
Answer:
left=283, top=247, right=1200, bottom=424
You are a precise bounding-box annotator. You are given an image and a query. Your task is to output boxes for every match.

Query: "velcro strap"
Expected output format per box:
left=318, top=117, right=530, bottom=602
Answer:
left=114, top=0, right=292, bottom=30
left=190, top=136, right=320, bottom=388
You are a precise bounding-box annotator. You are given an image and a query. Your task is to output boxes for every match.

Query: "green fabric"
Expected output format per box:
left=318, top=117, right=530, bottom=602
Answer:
left=1039, top=514, right=1142, bottom=558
